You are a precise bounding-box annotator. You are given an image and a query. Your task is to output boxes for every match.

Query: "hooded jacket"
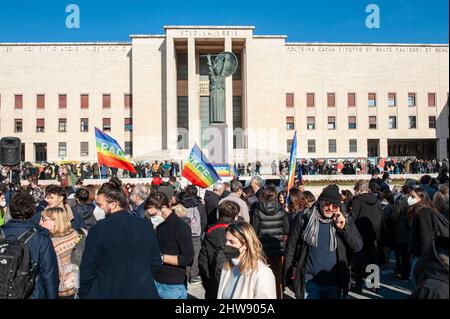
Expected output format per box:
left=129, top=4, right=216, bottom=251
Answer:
left=252, top=200, right=290, bottom=257
left=352, top=193, right=384, bottom=243
left=72, top=203, right=97, bottom=230
left=410, top=237, right=449, bottom=299
left=181, top=195, right=207, bottom=234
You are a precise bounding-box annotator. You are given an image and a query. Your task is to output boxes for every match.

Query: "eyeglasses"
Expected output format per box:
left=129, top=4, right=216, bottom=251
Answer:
left=324, top=202, right=339, bottom=210
left=41, top=216, right=53, bottom=222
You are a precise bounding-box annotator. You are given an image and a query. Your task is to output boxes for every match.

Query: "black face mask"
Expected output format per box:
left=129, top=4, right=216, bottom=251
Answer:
left=224, top=245, right=241, bottom=260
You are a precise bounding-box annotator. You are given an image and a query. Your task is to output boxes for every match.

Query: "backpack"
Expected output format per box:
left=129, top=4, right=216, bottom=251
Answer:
left=0, top=228, right=37, bottom=299
left=186, top=207, right=202, bottom=237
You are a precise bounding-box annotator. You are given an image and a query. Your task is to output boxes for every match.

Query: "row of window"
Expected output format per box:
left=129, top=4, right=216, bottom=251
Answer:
left=287, top=139, right=358, bottom=154
left=55, top=141, right=133, bottom=158
left=13, top=118, right=133, bottom=133
left=285, top=92, right=441, bottom=108
left=0, top=94, right=132, bottom=109
left=286, top=115, right=436, bottom=130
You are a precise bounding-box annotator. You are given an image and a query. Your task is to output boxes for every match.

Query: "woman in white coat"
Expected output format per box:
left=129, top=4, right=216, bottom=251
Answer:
left=217, top=222, right=277, bottom=299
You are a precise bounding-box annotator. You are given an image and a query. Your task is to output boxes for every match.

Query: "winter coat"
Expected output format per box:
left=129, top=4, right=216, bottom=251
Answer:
left=409, top=237, right=449, bottom=299
left=181, top=195, right=207, bottom=234
left=409, top=207, right=449, bottom=258
left=283, top=206, right=363, bottom=299
left=1, top=220, right=59, bottom=299
left=72, top=203, right=97, bottom=230
left=252, top=200, right=289, bottom=257
left=352, top=193, right=384, bottom=244
left=204, top=190, right=221, bottom=227
left=198, top=223, right=229, bottom=299
left=79, top=211, right=161, bottom=299
left=393, top=194, right=412, bottom=245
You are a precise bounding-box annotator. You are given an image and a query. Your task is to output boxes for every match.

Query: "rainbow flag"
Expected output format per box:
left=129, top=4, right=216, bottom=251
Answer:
left=182, top=143, right=221, bottom=188
left=287, top=131, right=297, bottom=191
left=95, top=127, right=137, bottom=174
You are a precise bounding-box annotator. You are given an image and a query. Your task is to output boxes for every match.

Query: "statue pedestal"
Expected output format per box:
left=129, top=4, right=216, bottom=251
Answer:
left=206, top=123, right=228, bottom=164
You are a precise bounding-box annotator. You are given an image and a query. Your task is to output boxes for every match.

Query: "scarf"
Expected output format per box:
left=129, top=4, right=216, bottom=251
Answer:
left=302, top=205, right=337, bottom=251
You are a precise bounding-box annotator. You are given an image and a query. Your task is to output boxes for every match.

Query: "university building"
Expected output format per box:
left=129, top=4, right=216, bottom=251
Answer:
left=0, top=25, right=448, bottom=165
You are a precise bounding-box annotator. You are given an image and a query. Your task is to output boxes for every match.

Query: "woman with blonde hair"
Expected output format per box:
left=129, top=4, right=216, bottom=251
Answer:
left=217, top=222, right=276, bottom=299
left=40, top=207, right=82, bottom=299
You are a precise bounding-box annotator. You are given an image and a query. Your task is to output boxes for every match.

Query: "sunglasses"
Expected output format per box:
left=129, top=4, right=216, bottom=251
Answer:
left=323, top=202, right=339, bottom=210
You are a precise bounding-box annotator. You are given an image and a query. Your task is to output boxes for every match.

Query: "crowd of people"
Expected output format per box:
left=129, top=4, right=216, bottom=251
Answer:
left=0, top=164, right=448, bottom=300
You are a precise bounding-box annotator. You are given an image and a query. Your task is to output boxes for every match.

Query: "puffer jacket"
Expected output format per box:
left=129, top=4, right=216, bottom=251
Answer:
left=252, top=200, right=289, bottom=257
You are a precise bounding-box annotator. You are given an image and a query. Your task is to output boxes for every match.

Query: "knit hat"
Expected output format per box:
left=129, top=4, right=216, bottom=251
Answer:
left=318, top=184, right=341, bottom=206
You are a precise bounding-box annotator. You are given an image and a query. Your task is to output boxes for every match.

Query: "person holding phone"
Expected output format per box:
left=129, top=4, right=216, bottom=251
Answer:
left=284, top=184, right=363, bottom=299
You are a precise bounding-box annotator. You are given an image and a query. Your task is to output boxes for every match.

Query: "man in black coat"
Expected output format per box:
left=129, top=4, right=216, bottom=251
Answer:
left=199, top=200, right=240, bottom=299
left=284, top=184, right=363, bottom=299
left=352, top=180, right=384, bottom=293
left=204, top=182, right=225, bottom=227
left=1, top=192, right=59, bottom=299
left=79, top=179, right=162, bottom=299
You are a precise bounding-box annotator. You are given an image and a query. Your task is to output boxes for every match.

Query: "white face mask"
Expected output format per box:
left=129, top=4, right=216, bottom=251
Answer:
left=231, top=258, right=240, bottom=266
left=151, top=215, right=165, bottom=228
left=407, top=196, right=418, bottom=206
left=0, top=201, right=6, bottom=208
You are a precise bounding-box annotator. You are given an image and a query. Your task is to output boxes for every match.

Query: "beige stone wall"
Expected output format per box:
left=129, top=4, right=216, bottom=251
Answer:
left=0, top=43, right=132, bottom=161
left=0, top=26, right=448, bottom=164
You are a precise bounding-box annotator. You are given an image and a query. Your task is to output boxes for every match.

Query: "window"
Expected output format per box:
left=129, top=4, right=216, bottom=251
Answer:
left=36, top=119, right=45, bottom=132
left=286, top=93, right=294, bottom=107
left=428, top=116, right=436, bottom=128
left=58, top=142, right=67, bottom=158
left=308, top=139, right=316, bottom=153
left=328, top=139, right=336, bottom=153
left=428, top=93, right=436, bottom=107
left=81, top=94, right=89, bottom=109
left=37, top=95, right=45, bottom=109
left=58, top=118, right=67, bottom=132
left=349, top=139, right=357, bottom=153
left=15, top=119, right=22, bottom=133
left=348, top=93, right=356, bottom=107
left=389, top=116, right=397, bottom=129
left=124, top=94, right=132, bottom=109
left=307, top=93, right=315, bottom=107
left=348, top=116, right=357, bottom=129
left=124, top=118, right=133, bottom=131
left=369, top=116, right=377, bottom=129
left=15, top=94, right=23, bottom=109
left=103, top=118, right=111, bottom=131
left=408, top=93, right=416, bottom=107
left=80, top=118, right=89, bottom=132
left=177, top=53, right=188, bottom=81
left=388, top=93, right=396, bottom=107
left=327, top=93, right=335, bottom=107
left=287, top=140, right=293, bottom=153
left=368, top=93, right=376, bottom=107
left=409, top=116, right=417, bottom=129
left=59, top=94, right=67, bottom=109
left=80, top=142, right=89, bottom=157
left=125, top=142, right=132, bottom=156
left=286, top=117, right=295, bottom=130
left=429, top=116, right=436, bottom=129
left=103, top=94, right=111, bottom=108
left=328, top=116, right=336, bottom=130
left=307, top=117, right=315, bottom=130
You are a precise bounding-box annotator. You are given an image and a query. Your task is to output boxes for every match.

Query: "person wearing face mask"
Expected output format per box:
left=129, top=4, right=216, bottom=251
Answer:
left=39, top=207, right=81, bottom=299
left=408, top=187, right=449, bottom=284
left=217, top=222, right=276, bottom=299
left=143, top=192, right=168, bottom=229
left=351, top=180, right=384, bottom=293
left=199, top=200, right=240, bottom=299
left=283, top=184, right=363, bottom=299
left=151, top=191, right=194, bottom=299
left=79, top=177, right=162, bottom=299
